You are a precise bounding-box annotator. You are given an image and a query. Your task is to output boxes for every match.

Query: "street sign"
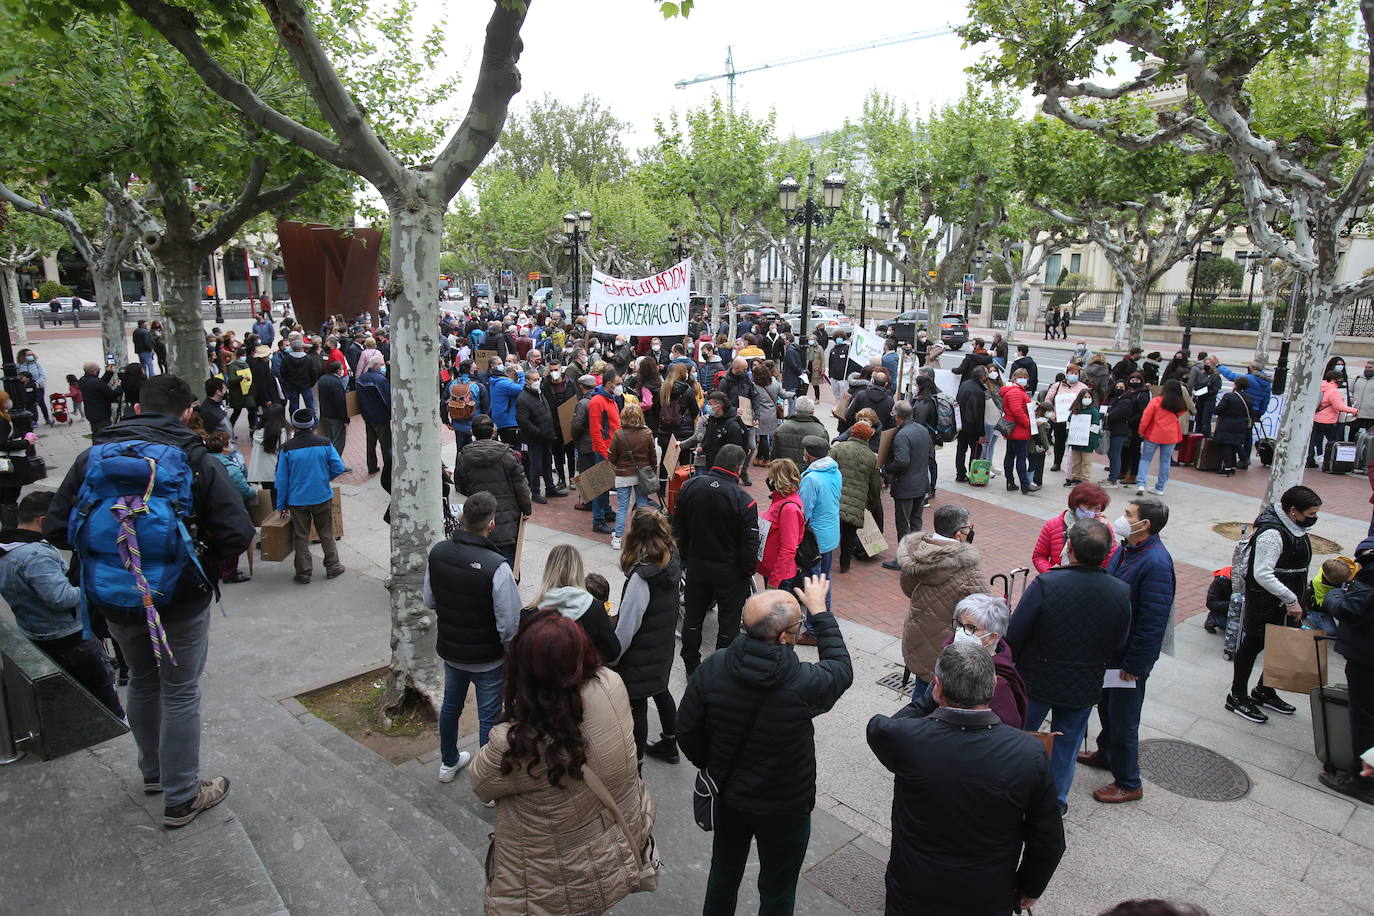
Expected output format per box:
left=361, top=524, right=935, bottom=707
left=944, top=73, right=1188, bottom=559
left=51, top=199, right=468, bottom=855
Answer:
left=499, top=269, right=514, bottom=289
left=963, top=273, right=975, bottom=297
left=927, top=269, right=937, bottom=278
left=527, top=271, right=541, bottom=282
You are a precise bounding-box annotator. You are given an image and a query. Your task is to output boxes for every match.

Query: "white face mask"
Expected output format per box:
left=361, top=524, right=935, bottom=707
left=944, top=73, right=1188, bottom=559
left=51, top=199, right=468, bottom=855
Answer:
left=530, top=381, right=541, bottom=392
left=550, top=370, right=562, bottom=381
left=952, top=627, right=988, bottom=650
left=1015, top=378, right=1028, bottom=387
left=613, top=384, right=624, bottom=396
left=1112, top=515, right=1141, bottom=539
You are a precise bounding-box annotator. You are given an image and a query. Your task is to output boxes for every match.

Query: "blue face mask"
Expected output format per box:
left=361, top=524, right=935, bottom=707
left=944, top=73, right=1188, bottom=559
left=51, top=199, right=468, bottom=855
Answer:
left=1074, top=507, right=1099, bottom=520
left=379, top=366, right=387, bottom=376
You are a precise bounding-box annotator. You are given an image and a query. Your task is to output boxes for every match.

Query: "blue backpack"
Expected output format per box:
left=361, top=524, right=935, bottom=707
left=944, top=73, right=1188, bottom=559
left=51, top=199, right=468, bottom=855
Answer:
left=69, top=440, right=210, bottom=658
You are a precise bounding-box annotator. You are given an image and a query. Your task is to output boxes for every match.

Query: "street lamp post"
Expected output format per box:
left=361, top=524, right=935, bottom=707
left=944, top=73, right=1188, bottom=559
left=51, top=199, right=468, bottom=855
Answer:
left=1181, top=235, right=1225, bottom=359
left=668, top=233, right=688, bottom=264
left=860, top=214, right=892, bottom=328
left=778, top=162, right=845, bottom=341
left=563, top=208, right=592, bottom=319
left=1238, top=251, right=1264, bottom=326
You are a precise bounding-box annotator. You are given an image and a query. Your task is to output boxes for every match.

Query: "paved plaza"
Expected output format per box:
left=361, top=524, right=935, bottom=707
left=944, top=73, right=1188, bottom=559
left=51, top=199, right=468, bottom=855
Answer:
left=2, top=322, right=1373, bottom=914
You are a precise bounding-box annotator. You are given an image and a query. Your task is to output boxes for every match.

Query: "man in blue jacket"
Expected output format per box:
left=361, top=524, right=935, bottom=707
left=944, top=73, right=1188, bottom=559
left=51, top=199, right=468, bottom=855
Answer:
left=487, top=364, right=525, bottom=450
left=1078, top=495, right=1175, bottom=804
left=276, top=408, right=347, bottom=584
left=356, top=355, right=392, bottom=487
left=252, top=312, right=275, bottom=348
left=1209, top=356, right=1272, bottom=468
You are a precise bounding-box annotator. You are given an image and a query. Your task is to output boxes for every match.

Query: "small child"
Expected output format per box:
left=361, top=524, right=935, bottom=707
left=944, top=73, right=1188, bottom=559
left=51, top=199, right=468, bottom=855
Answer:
left=66, top=374, right=84, bottom=418
left=1205, top=566, right=1233, bottom=633
left=1307, top=556, right=1357, bottom=633
left=585, top=572, right=614, bottom=619
left=15, top=371, right=37, bottom=413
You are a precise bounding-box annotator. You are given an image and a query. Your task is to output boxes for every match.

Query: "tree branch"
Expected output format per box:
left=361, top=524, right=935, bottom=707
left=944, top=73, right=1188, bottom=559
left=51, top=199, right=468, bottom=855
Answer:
left=0, top=181, right=97, bottom=266
left=434, top=1, right=531, bottom=201
left=199, top=168, right=311, bottom=254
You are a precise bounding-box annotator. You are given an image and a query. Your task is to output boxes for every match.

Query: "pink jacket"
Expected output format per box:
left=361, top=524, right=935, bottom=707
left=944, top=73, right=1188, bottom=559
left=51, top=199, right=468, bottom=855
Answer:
left=1032, top=512, right=1118, bottom=574
left=757, top=490, right=805, bottom=587
left=1315, top=381, right=1358, bottom=424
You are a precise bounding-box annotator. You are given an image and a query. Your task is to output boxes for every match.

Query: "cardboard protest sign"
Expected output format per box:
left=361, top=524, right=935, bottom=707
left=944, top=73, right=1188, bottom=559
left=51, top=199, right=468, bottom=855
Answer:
left=558, top=397, right=577, bottom=444
left=876, top=427, right=897, bottom=468
left=573, top=459, right=615, bottom=502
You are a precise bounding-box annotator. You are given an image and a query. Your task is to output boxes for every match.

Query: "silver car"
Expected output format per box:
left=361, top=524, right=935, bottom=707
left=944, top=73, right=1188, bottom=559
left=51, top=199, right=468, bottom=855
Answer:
left=781, top=306, right=854, bottom=338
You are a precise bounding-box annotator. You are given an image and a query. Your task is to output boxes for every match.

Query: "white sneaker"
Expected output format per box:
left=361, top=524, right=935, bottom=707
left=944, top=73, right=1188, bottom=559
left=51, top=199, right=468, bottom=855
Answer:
left=610, top=535, right=622, bottom=549
left=1153, top=487, right=1166, bottom=496
left=483, top=799, right=496, bottom=808
left=1135, top=485, right=1146, bottom=495
left=438, top=751, right=471, bottom=783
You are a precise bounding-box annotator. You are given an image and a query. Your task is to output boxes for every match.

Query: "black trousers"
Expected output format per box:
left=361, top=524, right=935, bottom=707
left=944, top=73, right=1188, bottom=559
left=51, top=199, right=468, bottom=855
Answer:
left=954, top=426, right=982, bottom=479
left=681, top=571, right=750, bottom=672
left=703, top=805, right=811, bottom=916
left=365, top=420, right=392, bottom=490
left=1232, top=598, right=1292, bottom=696
left=34, top=636, right=125, bottom=718
left=1050, top=421, right=1069, bottom=468
left=629, top=690, right=678, bottom=758
left=1346, top=660, right=1374, bottom=778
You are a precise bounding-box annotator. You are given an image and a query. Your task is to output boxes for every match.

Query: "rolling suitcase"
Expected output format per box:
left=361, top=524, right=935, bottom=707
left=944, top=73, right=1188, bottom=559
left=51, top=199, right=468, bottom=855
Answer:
left=1355, top=427, right=1374, bottom=470
left=1311, top=635, right=1354, bottom=773
left=1175, top=432, right=1204, bottom=465
left=1195, top=438, right=1225, bottom=472
left=666, top=466, right=692, bottom=515
left=968, top=443, right=992, bottom=487
left=1322, top=440, right=1358, bottom=474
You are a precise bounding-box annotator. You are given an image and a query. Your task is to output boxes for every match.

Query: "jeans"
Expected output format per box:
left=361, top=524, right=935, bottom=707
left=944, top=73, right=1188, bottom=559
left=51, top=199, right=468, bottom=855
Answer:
left=1106, top=432, right=1126, bottom=481
left=1025, top=699, right=1094, bottom=807
left=892, top=497, right=924, bottom=542
left=1311, top=421, right=1340, bottom=463
left=703, top=805, right=811, bottom=916
left=323, top=417, right=348, bottom=462
left=104, top=610, right=211, bottom=806
left=1194, top=396, right=1215, bottom=436
left=286, top=385, right=316, bottom=418
left=1095, top=675, right=1149, bottom=791
left=453, top=426, right=472, bottom=452
left=33, top=635, right=125, bottom=718
left=290, top=499, right=341, bottom=577
left=909, top=676, right=930, bottom=700
left=139, top=351, right=157, bottom=377
left=681, top=570, right=751, bottom=671
left=527, top=440, right=557, bottom=497
left=982, top=423, right=999, bottom=466
left=1137, top=440, right=1175, bottom=491
left=34, top=386, right=51, bottom=423
left=439, top=662, right=504, bottom=766
left=1003, top=438, right=1030, bottom=489
left=614, top=483, right=649, bottom=538
left=578, top=451, right=612, bottom=525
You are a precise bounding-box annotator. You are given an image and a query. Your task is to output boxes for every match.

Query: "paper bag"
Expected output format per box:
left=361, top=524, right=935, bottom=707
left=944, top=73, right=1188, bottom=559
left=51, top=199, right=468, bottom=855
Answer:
left=738, top=396, right=754, bottom=426
left=558, top=397, right=577, bottom=444
left=573, top=458, right=616, bottom=502
left=1261, top=624, right=1328, bottom=694
left=345, top=390, right=360, bottom=417
left=875, top=427, right=897, bottom=469
left=858, top=511, right=888, bottom=558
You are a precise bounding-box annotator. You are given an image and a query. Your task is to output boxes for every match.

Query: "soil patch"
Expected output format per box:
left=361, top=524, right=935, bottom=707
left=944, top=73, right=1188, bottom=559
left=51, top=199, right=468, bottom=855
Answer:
left=297, top=667, right=473, bottom=764
left=1212, top=522, right=1341, bottom=555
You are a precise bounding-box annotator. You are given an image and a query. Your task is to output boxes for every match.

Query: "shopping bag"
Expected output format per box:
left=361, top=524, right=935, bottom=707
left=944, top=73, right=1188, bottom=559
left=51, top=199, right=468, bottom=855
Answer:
left=1262, top=623, right=1328, bottom=694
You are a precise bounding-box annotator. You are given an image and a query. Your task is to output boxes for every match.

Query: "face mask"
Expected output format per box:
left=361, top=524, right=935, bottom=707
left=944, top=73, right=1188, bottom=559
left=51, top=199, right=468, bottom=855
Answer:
left=1335, top=364, right=1345, bottom=371
left=1066, top=374, right=1079, bottom=383
left=613, top=384, right=624, bottom=396
left=550, top=370, right=562, bottom=381
left=379, top=366, right=387, bottom=375
left=1130, top=380, right=1143, bottom=387
left=962, top=527, right=975, bottom=544
left=1074, top=507, right=1099, bottom=520
left=1113, top=515, right=1141, bottom=539
left=652, top=346, right=661, bottom=352
left=1015, top=378, right=1028, bottom=387
left=25, top=356, right=35, bottom=363
left=1364, top=369, right=1373, bottom=379
left=952, top=627, right=985, bottom=649
left=530, top=381, right=541, bottom=392
left=1293, top=513, right=1318, bottom=529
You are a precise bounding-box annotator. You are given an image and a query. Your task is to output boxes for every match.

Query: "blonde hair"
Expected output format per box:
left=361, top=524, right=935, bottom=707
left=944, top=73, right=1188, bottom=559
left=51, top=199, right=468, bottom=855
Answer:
left=767, top=458, right=801, bottom=495
left=538, top=545, right=585, bottom=600
left=856, top=407, right=879, bottom=428
left=620, top=402, right=646, bottom=428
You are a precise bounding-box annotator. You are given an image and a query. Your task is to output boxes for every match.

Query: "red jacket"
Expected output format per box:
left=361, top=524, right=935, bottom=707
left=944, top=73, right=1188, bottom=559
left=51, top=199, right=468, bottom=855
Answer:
left=1031, top=513, right=1118, bottom=574
left=757, top=490, right=805, bottom=587
left=998, top=384, right=1033, bottom=440
left=589, top=391, right=621, bottom=458
left=1137, top=396, right=1186, bottom=445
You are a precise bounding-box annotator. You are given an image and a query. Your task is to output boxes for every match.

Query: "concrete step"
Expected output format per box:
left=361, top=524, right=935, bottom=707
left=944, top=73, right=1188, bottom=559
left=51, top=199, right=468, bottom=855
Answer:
left=235, top=738, right=453, bottom=916
left=271, top=720, right=488, bottom=913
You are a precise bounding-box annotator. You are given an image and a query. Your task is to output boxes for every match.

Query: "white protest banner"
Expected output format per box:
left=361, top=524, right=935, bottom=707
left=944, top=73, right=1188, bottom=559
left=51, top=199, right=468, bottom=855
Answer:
left=586, top=258, right=692, bottom=338
left=847, top=325, right=886, bottom=369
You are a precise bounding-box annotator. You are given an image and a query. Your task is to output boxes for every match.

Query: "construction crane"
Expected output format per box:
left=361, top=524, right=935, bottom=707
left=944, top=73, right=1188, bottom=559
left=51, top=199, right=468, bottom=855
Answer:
left=674, top=25, right=960, bottom=107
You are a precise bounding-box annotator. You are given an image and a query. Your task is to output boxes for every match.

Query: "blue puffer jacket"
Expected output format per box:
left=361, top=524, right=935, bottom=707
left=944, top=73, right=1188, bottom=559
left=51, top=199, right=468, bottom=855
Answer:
left=488, top=373, right=525, bottom=429
left=274, top=432, right=346, bottom=510
left=1217, top=365, right=1273, bottom=416
left=356, top=369, right=392, bottom=424
left=0, top=530, right=82, bottom=640
left=1106, top=534, right=1176, bottom=678
left=799, top=456, right=843, bottom=553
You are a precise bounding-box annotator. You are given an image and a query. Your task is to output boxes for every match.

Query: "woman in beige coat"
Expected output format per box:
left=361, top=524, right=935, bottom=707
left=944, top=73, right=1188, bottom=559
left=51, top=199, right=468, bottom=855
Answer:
left=472, top=610, right=655, bottom=915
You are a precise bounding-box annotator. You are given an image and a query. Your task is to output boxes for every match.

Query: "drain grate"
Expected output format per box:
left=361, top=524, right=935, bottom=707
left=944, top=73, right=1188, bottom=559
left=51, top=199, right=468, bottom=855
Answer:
left=874, top=669, right=910, bottom=695
left=804, top=841, right=887, bottom=913
left=1138, top=738, right=1251, bottom=801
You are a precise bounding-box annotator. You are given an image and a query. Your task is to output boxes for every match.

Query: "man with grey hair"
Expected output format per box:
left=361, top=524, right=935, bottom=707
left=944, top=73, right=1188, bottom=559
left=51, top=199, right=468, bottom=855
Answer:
left=280, top=337, right=322, bottom=418
left=78, top=360, right=122, bottom=436
left=772, top=396, right=827, bottom=467
left=868, top=642, right=1064, bottom=914
left=883, top=400, right=933, bottom=564
left=678, top=575, right=853, bottom=914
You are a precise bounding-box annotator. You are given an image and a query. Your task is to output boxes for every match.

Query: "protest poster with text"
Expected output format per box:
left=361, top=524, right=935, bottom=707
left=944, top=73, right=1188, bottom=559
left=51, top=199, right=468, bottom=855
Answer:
left=586, top=259, right=692, bottom=338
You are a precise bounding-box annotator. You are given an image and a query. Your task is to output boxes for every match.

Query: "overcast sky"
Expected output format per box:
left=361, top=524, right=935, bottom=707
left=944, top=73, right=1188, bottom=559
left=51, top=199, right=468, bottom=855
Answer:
left=432, top=0, right=986, bottom=154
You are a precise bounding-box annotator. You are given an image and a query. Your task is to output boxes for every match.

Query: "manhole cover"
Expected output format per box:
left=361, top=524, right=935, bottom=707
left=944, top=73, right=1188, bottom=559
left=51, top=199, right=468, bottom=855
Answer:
left=875, top=670, right=911, bottom=695
left=1212, top=522, right=1340, bottom=555
left=804, top=842, right=887, bottom=913
left=1138, top=738, right=1250, bottom=801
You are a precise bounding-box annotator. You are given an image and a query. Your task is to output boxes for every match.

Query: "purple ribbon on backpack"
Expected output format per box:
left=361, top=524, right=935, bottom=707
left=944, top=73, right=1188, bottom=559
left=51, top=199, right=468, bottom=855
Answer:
left=110, top=487, right=177, bottom=666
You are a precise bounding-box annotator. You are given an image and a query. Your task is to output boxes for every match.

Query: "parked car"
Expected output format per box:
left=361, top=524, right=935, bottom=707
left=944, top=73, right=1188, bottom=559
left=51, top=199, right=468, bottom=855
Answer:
left=531, top=287, right=559, bottom=307
left=739, top=306, right=781, bottom=325
left=473, top=282, right=491, bottom=304
left=938, top=312, right=969, bottom=349
left=877, top=309, right=931, bottom=344
left=781, top=306, right=854, bottom=338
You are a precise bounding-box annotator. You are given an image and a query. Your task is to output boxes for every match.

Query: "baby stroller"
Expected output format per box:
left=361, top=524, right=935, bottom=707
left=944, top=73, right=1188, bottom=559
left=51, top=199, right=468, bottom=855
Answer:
left=48, top=392, right=70, bottom=425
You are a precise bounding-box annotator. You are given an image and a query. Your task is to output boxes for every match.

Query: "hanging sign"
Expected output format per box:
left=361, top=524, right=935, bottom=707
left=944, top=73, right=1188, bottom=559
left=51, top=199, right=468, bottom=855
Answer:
left=585, top=259, right=693, bottom=337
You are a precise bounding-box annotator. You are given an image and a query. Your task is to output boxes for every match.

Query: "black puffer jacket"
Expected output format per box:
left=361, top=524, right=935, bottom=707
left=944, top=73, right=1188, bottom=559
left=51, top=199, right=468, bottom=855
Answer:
left=515, top=387, right=556, bottom=443
left=453, top=438, right=532, bottom=546
left=698, top=406, right=746, bottom=469
left=280, top=351, right=321, bottom=390
left=956, top=377, right=987, bottom=429
left=845, top=380, right=895, bottom=430
left=671, top=467, right=758, bottom=577
left=1212, top=390, right=1252, bottom=446
left=611, top=553, right=682, bottom=698
left=678, top=612, right=853, bottom=816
